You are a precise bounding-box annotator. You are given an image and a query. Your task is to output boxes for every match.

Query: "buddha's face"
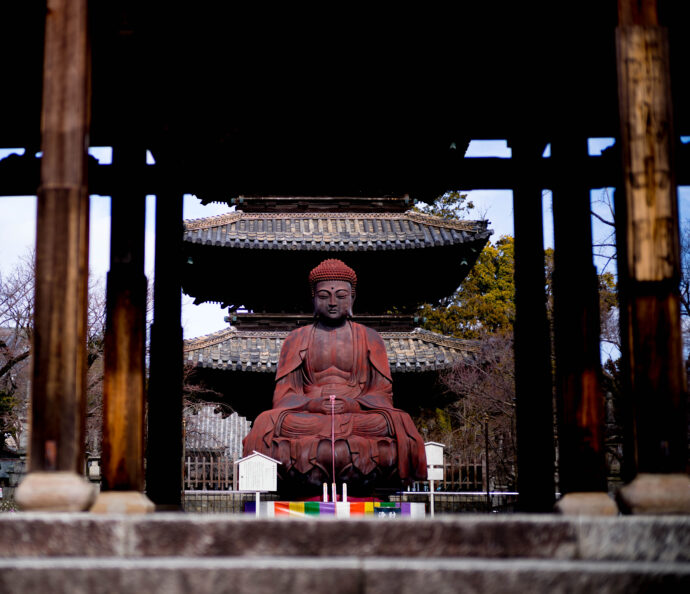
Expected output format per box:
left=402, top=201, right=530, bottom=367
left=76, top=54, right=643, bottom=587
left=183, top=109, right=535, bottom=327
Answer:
left=313, top=280, right=354, bottom=323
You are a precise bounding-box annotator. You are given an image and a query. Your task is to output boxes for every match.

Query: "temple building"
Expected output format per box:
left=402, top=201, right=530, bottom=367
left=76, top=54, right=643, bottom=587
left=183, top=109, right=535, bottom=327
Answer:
left=182, top=196, right=492, bottom=427
left=5, top=0, right=690, bottom=525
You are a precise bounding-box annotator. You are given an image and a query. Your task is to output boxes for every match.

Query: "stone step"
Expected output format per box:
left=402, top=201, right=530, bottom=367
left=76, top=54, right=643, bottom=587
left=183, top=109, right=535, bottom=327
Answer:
left=0, top=556, right=688, bottom=593
left=0, top=514, right=689, bottom=562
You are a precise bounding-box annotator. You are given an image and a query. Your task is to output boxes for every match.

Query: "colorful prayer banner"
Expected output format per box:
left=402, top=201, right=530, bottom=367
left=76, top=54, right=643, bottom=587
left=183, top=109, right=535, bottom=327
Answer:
left=245, top=501, right=425, bottom=518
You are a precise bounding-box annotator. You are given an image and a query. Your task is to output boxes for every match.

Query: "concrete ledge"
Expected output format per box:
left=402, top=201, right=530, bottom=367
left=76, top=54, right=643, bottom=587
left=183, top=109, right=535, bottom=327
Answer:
left=0, top=514, right=688, bottom=562
left=0, top=557, right=688, bottom=594
left=0, top=515, right=126, bottom=557
left=577, top=516, right=690, bottom=562
left=126, top=515, right=579, bottom=559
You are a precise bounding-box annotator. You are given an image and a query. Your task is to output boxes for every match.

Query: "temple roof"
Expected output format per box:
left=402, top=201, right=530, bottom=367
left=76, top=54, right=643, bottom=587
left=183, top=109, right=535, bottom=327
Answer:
left=222, top=196, right=413, bottom=212
left=182, top=209, right=491, bottom=312
left=184, top=209, right=490, bottom=252
left=183, top=327, right=477, bottom=374
left=226, top=313, right=422, bottom=332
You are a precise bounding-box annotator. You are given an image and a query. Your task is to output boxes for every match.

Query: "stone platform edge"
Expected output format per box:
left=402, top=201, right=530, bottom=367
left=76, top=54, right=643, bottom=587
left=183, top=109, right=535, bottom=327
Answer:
left=0, top=514, right=688, bottom=562
left=0, top=557, right=689, bottom=594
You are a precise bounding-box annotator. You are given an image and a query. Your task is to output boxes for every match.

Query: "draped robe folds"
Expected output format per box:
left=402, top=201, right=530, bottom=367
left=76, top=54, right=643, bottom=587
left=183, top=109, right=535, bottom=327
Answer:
left=242, top=322, right=427, bottom=484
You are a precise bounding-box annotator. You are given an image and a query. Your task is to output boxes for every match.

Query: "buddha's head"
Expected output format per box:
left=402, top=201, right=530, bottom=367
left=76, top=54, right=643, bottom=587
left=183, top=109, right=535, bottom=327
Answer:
left=309, top=259, right=356, bottom=324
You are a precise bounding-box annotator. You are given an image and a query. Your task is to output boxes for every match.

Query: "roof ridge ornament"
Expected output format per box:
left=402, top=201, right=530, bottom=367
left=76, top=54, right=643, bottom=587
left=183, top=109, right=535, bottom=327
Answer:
left=406, top=327, right=480, bottom=351
left=404, top=210, right=487, bottom=232
left=184, top=211, right=244, bottom=230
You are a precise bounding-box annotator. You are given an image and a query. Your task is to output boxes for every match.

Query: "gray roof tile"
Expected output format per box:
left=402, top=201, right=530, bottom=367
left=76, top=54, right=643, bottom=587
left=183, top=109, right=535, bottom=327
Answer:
left=184, top=327, right=476, bottom=373
left=184, top=210, right=490, bottom=251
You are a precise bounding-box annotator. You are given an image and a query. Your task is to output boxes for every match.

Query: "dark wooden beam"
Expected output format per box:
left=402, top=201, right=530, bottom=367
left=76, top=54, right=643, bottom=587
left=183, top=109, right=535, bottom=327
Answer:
left=99, top=11, right=149, bottom=497
left=5, top=147, right=690, bottom=199
left=29, top=0, right=90, bottom=474
left=615, top=1, right=688, bottom=477
left=101, top=144, right=147, bottom=492
left=551, top=135, right=607, bottom=495
left=146, top=158, right=184, bottom=509
left=618, top=0, right=658, bottom=26
left=511, top=138, right=556, bottom=511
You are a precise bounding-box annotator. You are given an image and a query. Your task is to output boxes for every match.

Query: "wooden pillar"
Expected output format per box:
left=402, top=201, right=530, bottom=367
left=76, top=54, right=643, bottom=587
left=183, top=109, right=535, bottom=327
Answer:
left=15, top=0, right=95, bottom=511
left=550, top=136, right=613, bottom=514
left=100, top=146, right=147, bottom=490
left=90, top=7, right=153, bottom=512
left=146, top=167, right=184, bottom=510
left=511, top=139, right=556, bottom=512
left=615, top=0, right=690, bottom=513
left=92, top=142, right=154, bottom=513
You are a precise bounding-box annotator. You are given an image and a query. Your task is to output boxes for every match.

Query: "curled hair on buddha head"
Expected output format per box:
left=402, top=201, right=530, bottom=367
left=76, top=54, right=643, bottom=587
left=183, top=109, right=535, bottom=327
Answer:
left=308, top=258, right=357, bottom=298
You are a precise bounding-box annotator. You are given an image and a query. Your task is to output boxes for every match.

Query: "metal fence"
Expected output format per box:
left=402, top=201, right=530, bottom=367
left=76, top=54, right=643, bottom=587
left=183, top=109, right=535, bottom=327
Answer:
left=440, top=457, right=487, bottom=491
left=181, top=453, right=516, bottom=514
left=180, top=490, right=518, bottom=514
left=183, top=454, right=491, bottom=493
left=184, top=454, right=234, bottom=491
left=182, top=490, right=280, bottom=513
left=392, top=491, right=519, bottom=514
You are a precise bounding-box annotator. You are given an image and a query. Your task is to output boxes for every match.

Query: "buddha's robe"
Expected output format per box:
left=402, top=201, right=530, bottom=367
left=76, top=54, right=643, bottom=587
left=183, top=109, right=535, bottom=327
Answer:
left=242, top=322, right=427, bottom=485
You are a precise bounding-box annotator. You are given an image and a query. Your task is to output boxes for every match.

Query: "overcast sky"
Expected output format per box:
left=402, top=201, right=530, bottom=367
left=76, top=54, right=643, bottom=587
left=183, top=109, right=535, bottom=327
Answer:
left=2, top=139, right=688, bottom=340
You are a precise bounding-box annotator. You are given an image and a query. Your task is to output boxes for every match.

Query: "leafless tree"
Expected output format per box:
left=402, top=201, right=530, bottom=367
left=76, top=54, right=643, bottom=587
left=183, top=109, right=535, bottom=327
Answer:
left=0, top=251, right=34, bottom=451
left=0, top=250, right=107, bottom=455
left=182, top=363, right=234, bottom=447
left=0, top=251, right=34, bottom=370
left=590, top=187, right=618, bottom=275
left=416, top=332, right=517, bottom=490
left=84, top=276, right=106, bottom=455
left=678, top=220, right=690, bottom=344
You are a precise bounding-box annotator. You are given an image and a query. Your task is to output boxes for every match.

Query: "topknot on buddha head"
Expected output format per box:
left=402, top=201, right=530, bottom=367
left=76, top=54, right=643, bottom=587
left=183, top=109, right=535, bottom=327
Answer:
left=308, top=259, right=357, bottom=297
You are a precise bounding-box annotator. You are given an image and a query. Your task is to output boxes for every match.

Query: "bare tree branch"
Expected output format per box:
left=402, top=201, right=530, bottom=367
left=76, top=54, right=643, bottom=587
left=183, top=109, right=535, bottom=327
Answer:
left=591, top=210, right=616, bottom=228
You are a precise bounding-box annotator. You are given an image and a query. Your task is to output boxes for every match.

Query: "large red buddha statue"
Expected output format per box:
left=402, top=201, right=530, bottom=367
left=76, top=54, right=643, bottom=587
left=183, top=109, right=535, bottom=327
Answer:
left=242, top=259, right=427, bottom=497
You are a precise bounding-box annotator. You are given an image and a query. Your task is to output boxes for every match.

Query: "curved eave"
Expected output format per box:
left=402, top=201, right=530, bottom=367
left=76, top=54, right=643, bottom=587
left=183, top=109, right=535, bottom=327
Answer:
left=183, top=210, right=491, bottom=251
left=181, top=210, right=492, bottom=310
left=183, top=327, right=477, bottom=374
